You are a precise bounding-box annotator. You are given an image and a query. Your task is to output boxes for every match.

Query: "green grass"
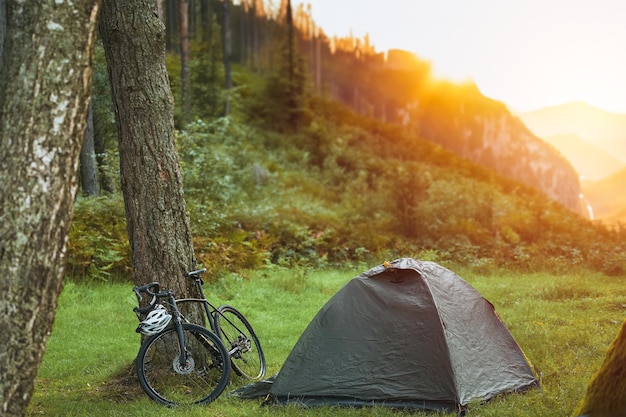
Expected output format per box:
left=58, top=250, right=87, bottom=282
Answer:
left=27, top=266, right=626, bottom=416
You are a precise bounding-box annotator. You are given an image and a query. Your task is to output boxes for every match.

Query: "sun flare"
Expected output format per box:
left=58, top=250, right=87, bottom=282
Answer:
left=304, top=0, right=626, bottom=113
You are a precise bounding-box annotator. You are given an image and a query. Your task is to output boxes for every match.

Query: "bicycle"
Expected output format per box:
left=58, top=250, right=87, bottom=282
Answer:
left=132, top=268, right=266, bottom=405
left=176, top=268, right=266, bottom=381
left=133, top=281, right=231, bottom=406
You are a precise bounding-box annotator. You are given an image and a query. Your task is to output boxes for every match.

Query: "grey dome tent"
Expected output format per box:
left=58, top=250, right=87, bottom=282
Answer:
left=234, top=258, right=539, bottom=413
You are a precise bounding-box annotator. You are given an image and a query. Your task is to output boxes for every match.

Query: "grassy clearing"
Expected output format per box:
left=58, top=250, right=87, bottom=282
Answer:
left=27, top=265, right=626, bottom=416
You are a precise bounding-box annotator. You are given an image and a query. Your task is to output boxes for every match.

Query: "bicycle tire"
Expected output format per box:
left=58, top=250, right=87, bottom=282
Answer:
left=215, top=305, right=266, bottom=380
left=136, top=323, right=231, bottom=406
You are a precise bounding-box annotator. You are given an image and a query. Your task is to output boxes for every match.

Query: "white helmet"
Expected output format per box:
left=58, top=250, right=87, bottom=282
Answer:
left=137, top=305, right=172, bottom=335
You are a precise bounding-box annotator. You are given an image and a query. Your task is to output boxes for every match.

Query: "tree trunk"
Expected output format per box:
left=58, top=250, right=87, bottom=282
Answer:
left=200, top=0, right=210, bottom=42
left=286, top=0, right=294, bottom=82
left=156, top=0, right=164, bottom=19
left=165, top=0, right=177, bottom=52
left=179, top=0, right=191, bottom=126
left=0, top=0, right=5, bottom=70
left=315, top=28, right=321, bottom=92
left=80, top=100, right=100, bottom=196
left=222, top=0, right=232, bottom=115
left=573, top=319, right=626, bottom=417
left=99, top=0, right=196, bottom=296
left=0, top=1, right=100, bottom=416
left=248, top=0, right=259, bottom=70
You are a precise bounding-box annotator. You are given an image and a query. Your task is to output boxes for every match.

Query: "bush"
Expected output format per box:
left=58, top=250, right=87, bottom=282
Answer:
left=66, top=196, right=130, bottom=282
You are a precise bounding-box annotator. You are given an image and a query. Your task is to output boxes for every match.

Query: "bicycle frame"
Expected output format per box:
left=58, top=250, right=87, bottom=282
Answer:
left=175, top=271, right=255, bottom=359
left=134, top=268, right=265, bottom=385
left=175, top=298, right=219, bottom=329
left=133, top=283, right=191, bottom=371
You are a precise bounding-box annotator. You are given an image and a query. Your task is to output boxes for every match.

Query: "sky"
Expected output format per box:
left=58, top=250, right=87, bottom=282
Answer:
left=296, top=0, right=626, bottom=114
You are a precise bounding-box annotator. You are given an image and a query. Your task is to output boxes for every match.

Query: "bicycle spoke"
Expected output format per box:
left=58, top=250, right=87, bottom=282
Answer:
left=136, top=324, right=230, bottom=405
left=215, top=305, right=266, bottom=380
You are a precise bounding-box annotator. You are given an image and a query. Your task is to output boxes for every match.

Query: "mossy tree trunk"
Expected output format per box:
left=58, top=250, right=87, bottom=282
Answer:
left=0, top=1, right=101, bottom=415
left=573, top=319, right=626, bottom=417
left=99, top=0, right=197, bottom=296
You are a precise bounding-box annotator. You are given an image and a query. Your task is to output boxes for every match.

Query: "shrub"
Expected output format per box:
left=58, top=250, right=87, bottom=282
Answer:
left=66, top=196, right=130, bottom=282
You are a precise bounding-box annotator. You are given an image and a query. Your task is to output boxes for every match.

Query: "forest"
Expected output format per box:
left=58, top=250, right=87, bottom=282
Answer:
left=2, top=2, right=625, bottom=417
left=72, top=0, right=626, bottom=283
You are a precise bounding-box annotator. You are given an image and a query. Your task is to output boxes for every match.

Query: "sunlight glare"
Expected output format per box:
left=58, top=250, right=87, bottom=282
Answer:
left=430, top=59, right=473, bottom=84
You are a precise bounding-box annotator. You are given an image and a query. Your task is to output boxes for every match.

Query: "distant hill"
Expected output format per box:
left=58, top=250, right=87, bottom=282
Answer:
left=520, top=101, right=626, bottom=164
left=542, top=133, right=624, bottom=181
left=582, top=167, right=626, bottom=224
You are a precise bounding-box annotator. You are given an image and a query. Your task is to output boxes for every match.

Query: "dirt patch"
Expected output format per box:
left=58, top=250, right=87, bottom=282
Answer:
left=95, top=363, right=144, bottom=402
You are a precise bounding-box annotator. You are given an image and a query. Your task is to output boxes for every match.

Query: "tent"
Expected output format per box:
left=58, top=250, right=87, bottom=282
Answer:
left=234, top=258, right=539, bottom=413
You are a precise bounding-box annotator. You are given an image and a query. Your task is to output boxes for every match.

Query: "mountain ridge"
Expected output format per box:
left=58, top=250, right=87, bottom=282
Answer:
left=407, top=81, right=582, bottom=213
left=582, top=167, right=626, bottom=224
left=520, top=101, right=626, bottom=164
left=542, top=133, right=624, bottom=181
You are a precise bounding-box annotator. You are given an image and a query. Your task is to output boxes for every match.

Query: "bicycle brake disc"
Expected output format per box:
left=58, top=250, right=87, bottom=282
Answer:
left=172, top=356, right=195, bottom=375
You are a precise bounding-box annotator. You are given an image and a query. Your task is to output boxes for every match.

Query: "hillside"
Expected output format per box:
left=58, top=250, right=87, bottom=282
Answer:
left=320, top=53, right=583, bottom=213
left=520, top=102, right=626, bottom=164
left=72, top=90, right=626, bottom=280
left=582, top=167, right=626, bottom=224
left=408, top=81, right=581, bottom=213
left=76, top=8, right=626, bottom=280
left=543, top=133, right=624, bottom=181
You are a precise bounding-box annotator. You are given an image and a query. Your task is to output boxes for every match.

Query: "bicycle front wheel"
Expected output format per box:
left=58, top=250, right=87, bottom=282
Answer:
left=136, top=323, right=231, bottom=406
left=215, top=305, right=266, bottom=380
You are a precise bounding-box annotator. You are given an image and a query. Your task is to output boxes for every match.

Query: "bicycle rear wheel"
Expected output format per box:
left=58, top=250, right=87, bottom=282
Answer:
left=136, top=323, right=231, bottom=405
left=215, top=305, right=266, bottom=380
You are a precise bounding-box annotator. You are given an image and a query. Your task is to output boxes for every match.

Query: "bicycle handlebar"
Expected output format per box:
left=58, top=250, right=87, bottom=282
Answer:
left=133, top=281, right=164, bottom=315
left=133, top=268, right=206, bottom=316
left=185, top=268, right=207, bottom=278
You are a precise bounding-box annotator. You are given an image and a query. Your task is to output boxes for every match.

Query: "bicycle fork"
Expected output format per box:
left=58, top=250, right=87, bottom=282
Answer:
left=168, top=294, right=195, bottom=374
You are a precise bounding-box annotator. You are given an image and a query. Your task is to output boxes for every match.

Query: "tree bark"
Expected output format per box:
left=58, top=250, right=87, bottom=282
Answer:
left=156, top=0, right=164, bottom=20
left=222, top=0, right=232, bottom=115
left=80, top=100, right=100, bottom=196
left=179, top=0, right=190, bottom=126
left=99, top=0, right=196, bottom=295
left=0, top=1, right=100, bottom=416
left=0, top=0, right=5, bottom=70
left=573, top=320, right=626, bottom=417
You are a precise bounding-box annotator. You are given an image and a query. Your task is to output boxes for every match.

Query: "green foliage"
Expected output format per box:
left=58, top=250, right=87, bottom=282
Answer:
left=247, top=31, right=312, bottom=133
left=70, top=35, right=626, bottom=281
left=258, top=64, right=312, bottom=132
left=189, top=34, right=226, bottom=120
left=66, top=196, right=130, bottom=282
left=66, top=100, right=626, bottom=280
left=177, top=118, right=261, bottom=231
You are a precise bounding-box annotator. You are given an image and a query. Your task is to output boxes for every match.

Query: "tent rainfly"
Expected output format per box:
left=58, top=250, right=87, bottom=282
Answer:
left=233, top=258, right=540, bottom=414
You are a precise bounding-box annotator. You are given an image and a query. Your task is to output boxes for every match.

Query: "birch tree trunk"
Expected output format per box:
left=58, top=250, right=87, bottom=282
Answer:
left=0, top=1, right=100, bottom=415
left=99, top=0, right=197, bottom=295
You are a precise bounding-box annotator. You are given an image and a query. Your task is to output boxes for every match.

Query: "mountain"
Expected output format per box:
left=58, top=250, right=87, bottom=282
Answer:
left=412, top=82, right=582, bottom=213
left=542, top=134, right=624, bottom=181
left=519, top=102, right=626, bottom=164
left=582, top=167, right=626, bottom=224
left=318, top=50, right=584, bottom=213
